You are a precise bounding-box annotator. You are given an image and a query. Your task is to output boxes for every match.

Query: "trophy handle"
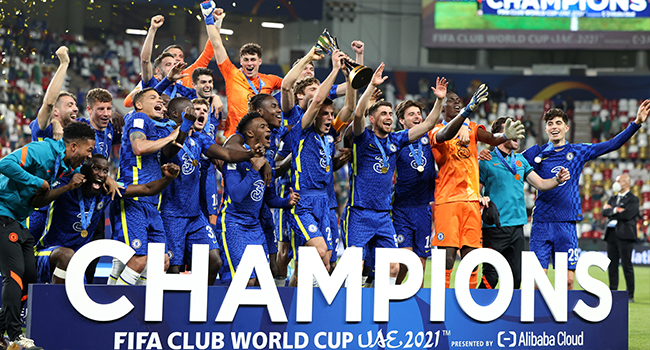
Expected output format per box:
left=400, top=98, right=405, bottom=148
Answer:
left=343, top=60, right=373, bottom=90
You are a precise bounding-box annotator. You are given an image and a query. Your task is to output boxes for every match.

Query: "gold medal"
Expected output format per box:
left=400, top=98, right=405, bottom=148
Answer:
left=381, top=167, right=388, bottom=174
left=325, top=165, right=330, bottom=172
left=514, top=174, right=521, bottom=180
left=192, top=159, right=199, bottom=167
left=81, top=229, right=88, bottom=238
left=417, top=165, right=424, bottom=173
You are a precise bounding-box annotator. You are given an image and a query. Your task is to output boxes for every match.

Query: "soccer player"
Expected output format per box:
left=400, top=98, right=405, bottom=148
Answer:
left=192, top=99, right=221, bottom=222
left=0, top=121, right=96, bottom=350
left=485, top=103, right=649, bottom=290
left=478, top=117, right=570, bottom=289
left=33, top=156, right=180, bottom=284
left=30, top=46, right=78, bottom=142
left=284, top=50, right=354, bottom=286
left=123, top=15, right=215, bottom=108
left=201, top=2, right=284, bottom=137
left=27, top=46, right=78, bottom=240
left=345, top=64, right=447, bottom=285
left=218, top=112, right=300, bottom=286
left=78, top=88, right=119, bottom=159
left=392, top=100, right=437, bottom=285
left=191, top=68, right=223, bottom=139
left=161, top=97, right=260, bottom=284
left=429, top=90, right=525, bottom=289
left=110, top=87, right=186, bottom=286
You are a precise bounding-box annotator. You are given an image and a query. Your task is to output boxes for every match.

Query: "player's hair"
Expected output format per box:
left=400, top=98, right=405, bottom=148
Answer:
left=62, top=121, right=96, bottom=143
left=55, top=92, right=77, bottom=107
left=192, top=68, right=213, bottom=85
left=240, top=43, right=263, bottom=58
left=162, top=44, right=183, bottom=53
left=237, top=111, right=264, bottom=135
left=248, top=93, right=273, bottom=112
left=543, top=108, right=569, bottom=124
left=81, top=154, right=108, bottom=174
left=153, top=52, right=174, bottom=71
left=321, top=98, right=334, bottom=108
left=132, top=88, right=158, bottom=110
left=192, top=98, right=210, bottom=109
left=293, top=58, right=314, bottom=68
left=395, top=100, right=424, bottom=120
left=85, top=88, right=113, bottom=108
left=368, top=100, right=393, bottom=117
left=168, top=96, right=192, bottom=116
left=294, top=77, right=320, bottom=101
left=491, top=116, right=513, bottom=134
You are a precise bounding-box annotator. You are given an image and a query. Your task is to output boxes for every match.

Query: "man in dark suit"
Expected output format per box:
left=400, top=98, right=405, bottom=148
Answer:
left=603, top=174, right=639, bottom=303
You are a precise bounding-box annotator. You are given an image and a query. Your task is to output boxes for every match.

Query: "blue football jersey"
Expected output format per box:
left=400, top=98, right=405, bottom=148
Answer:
left=29, top=119, right=53, bottom=141
left=393, top=134, right=436, bottom=206
left=523, top=122, right=640, bottom=223
left=117, top=112, right=170, bottom=206
left=288, top=124, right=337, bottom=192
left=350, top=129, right=410, bottom=210
left=77, top=118, right=118, bottom=159
left=37, top=178, right=115, bottom=251
left=160, top=132, right=214, bottom=217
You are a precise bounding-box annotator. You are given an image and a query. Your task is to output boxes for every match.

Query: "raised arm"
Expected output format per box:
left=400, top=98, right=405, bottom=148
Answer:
left=281, top=46, right=323, bottom=113
left=408, top=77, right=448, bottom=142
left=125, top=163, right=180, bottom=197
left=334, top=64, right=357, bottom=126
left=301, top=50, right=343, bottom=130
left=477, top=119, right=525, bottom=146
left=130, top=128, right=179, bottom=156
left=37, top=46, right=70, bottom=131
left=141, top=15, right=164, bottom=84
left=202, top=2, right=229, bottom=65
left=353, top=63, right=388, bottom=136
left=586, top=99, right=649, bottom=160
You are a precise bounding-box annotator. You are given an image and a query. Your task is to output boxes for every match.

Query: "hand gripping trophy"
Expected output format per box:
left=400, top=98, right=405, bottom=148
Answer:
left=315, top=29, right=373, bottom=89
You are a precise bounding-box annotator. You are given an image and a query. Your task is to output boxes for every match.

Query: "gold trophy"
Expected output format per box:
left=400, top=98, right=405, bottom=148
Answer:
left=315, top=29, right=373, bottom=90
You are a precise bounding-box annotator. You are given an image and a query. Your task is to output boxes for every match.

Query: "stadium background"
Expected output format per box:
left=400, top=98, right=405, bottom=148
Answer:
left=0, top=0, right=649, bottom=348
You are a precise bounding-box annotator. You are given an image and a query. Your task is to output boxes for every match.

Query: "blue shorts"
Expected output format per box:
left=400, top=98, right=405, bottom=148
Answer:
left=112, top=199, right=166, bottom=255
left=289, top=192, right=331, bottom=260
left=219, top=221, right=267, bottom=282
left=28, top=209, right=48, bottom=242
left=529, top=221, right=579, bottom=270
left=274, top=207, right=292, bottom=243
left=162, top=214, right=219, bottom=265
left=35, top=246, right=57, bottom=283
left=260, top=204, right=277, bottom=255
left=344, top=206, right=398, bottom=258
left=329, top=208, right=338, bottom=262
left=392, top=205, right=432, bottom=258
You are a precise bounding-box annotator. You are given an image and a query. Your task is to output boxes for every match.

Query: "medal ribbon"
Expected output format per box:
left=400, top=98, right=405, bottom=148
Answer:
left=245, top=75, right=262, bottom=95
left=495, top=149, right=517, bottom=176
left=169, top=83, right=178, bottom=99
left=373, top=134, right=389, bottom=171
left=182, top=140, right=197, bottom=165
left=408, top=141, right=423, bottom=169
left=315, top=133, right=331, bottom=170
left=77, top=188, right=96, bottom=231
left=151, top=119, right=177, bottom=133
left=536, top=141, right=569, bottom=162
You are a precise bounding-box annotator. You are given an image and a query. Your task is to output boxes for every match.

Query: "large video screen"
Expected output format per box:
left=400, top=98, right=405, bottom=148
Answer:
left=434, top=1, right=650, bottom=31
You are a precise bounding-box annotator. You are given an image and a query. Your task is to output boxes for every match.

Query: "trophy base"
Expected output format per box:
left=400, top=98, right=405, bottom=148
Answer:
left=349, top=65, right=373, bottom=90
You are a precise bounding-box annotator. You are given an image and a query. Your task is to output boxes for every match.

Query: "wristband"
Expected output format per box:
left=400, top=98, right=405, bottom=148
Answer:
left=460, top=107, right=472, bottom=118
left=555, top=175, right=561, bottom=184
left=462, top=122, right=469, bottom=127
left=214, top=17, right=223, bottom=28
left=503, top=133, right=509, bottom=141
left=180, top=111, right=193, bottom=133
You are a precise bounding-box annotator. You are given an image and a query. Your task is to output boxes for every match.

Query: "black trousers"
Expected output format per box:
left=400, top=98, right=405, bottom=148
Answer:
left=606, top=228, right=635, bottom=299
left=0, top=216, right=37, bottom=340
left=479, top=225, right=524, bottom=289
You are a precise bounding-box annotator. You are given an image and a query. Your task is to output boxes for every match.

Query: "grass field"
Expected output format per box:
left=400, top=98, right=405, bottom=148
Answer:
left=420, top=261, right=649, bottom=350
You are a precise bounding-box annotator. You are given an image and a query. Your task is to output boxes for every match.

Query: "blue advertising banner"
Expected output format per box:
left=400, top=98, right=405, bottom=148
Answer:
left=482, top=0, right=650, bottom=18
left=28, top=285, right=628, bottom=350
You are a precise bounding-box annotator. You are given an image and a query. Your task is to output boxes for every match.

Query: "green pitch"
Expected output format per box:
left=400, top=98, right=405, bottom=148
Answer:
left=421, top=261, right=650, bottom=350
left=434, top=2, right=650, bottom=31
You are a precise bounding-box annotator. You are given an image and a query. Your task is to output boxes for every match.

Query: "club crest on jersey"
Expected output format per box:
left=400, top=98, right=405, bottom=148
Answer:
left=420, top=136, right=429, bottom=144
left=167, top=250, right=173, bottom=259
left=566, top=152, right=574, bottom=161
left=397, top=234, right=404, bottom=244
left=308, top=224, right=318, bottom=233
left=97, top=201, right=104, bottom=210
left=436, top=232, right=444, bottom=241
left=389, top=143, right=397, bottom=152
left=326, top=135, right=335, bottom=144
left=131, top=239, right=142, bottom=249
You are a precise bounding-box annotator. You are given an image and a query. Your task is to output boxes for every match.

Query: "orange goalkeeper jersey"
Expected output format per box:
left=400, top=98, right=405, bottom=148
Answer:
left=429, top=121, right=485, bottom=204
